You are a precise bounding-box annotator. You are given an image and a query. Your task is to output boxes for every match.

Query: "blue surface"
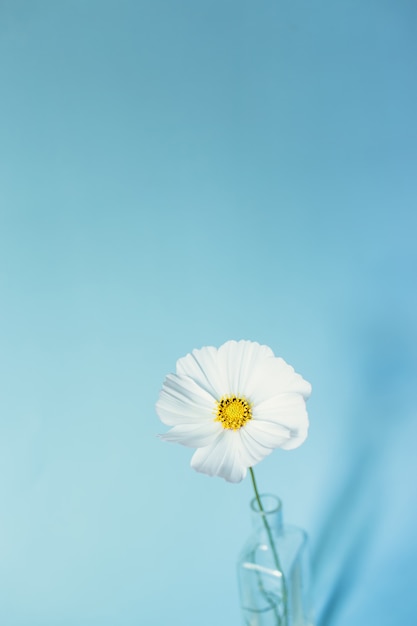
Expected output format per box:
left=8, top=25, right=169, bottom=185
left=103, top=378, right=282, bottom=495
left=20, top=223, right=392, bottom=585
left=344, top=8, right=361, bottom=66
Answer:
left=0, top=1, right=416, bottom=624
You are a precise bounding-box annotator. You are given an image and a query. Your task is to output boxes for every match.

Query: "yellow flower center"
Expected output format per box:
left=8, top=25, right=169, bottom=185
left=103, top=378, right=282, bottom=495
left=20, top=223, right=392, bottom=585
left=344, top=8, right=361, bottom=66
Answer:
left=215, top=395, right=252, bottom=430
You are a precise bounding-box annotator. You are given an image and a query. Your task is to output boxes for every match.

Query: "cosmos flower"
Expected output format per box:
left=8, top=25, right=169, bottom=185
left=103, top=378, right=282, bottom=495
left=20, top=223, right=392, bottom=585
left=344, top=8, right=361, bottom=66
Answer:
left=156, top=340, right=311, bottom=483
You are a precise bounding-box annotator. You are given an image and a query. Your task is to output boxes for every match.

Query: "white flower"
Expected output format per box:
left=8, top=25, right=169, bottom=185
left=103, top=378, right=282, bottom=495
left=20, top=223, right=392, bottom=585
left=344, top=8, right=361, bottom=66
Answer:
left=156, top=340, right=311, bottom=483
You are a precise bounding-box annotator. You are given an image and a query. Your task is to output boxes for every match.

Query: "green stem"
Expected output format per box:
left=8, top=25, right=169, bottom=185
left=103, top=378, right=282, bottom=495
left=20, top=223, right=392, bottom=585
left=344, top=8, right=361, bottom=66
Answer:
left=249, top=467, right=288, bottom=626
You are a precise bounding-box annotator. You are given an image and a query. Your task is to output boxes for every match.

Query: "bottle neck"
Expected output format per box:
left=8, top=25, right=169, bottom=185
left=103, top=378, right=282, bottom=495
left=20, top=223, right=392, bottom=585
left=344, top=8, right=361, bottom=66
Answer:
left=250, top=494, right=283, bottom=536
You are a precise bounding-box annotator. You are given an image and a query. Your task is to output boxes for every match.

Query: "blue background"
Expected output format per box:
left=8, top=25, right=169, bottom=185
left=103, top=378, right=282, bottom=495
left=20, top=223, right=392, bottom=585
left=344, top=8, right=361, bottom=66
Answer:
left=1, top=1, right=416, bottom=624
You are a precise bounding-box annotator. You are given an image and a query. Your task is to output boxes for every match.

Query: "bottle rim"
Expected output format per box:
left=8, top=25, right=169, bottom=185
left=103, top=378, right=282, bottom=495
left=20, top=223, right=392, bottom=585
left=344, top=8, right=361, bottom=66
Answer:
left=250, top=493, right=282, bottom=515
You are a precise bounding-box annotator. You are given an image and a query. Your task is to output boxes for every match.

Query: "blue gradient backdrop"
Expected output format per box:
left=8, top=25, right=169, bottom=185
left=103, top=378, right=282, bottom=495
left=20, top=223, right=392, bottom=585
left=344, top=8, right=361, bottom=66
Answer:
left=1, top=1, right=416, bottom=625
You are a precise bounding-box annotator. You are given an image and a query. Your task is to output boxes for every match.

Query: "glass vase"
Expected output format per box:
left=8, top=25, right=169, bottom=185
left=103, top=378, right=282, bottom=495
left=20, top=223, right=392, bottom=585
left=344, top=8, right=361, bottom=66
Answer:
left=237, top=494, right=313, bottom=626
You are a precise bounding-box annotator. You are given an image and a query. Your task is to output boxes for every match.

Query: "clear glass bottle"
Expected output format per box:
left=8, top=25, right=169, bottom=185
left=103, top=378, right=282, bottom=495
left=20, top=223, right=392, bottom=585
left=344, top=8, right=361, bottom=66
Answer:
left=237, top=494, right=313, bottom=626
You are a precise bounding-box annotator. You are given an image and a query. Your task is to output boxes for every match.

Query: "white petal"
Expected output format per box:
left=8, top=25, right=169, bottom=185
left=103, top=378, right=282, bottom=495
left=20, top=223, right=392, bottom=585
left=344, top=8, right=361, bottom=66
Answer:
left=253, top=393, right=309, bottom=434
left=160, top=422, right=222, bottom=448
left=279, top=429, right=308, bottom=450
left=238, top=427, right=274, bottom=466
left=190, top=430, right=248, bottom=483
left=239, top=416, right=307, bottom=466
left=217, top=340, right=274, bottom=396
left=176, top=345, right=227, bottom=398
left=244, top=420, right=291, bottom=448
left=248, top=357, right=312, bottom=405
left=156, top=373, right=215, bottom=425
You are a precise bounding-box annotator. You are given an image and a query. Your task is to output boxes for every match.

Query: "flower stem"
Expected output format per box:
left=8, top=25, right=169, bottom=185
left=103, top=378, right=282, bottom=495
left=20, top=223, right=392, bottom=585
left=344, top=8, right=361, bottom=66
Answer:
left=249, top=467, right=288, bottom=626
